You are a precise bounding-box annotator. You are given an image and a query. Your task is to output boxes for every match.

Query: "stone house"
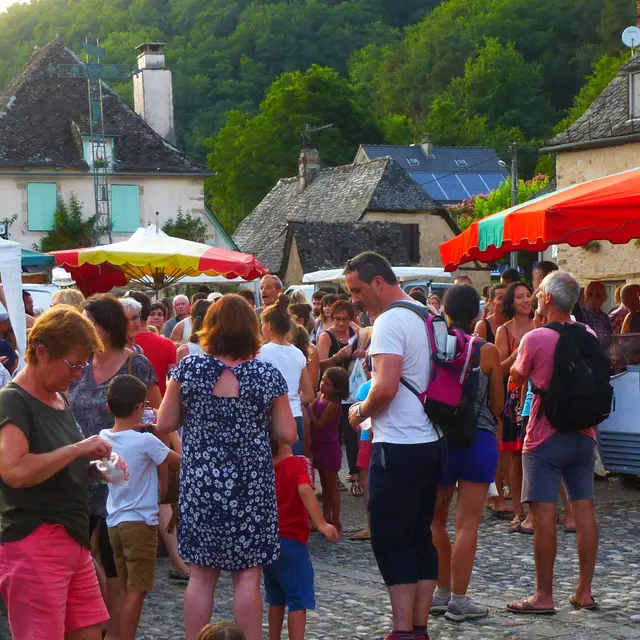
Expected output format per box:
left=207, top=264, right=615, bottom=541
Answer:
left=0, top=39, right=234, bottom=250
left=233, top=147, right=490, bottom=286
left=542, top=53, right=640, bottom=295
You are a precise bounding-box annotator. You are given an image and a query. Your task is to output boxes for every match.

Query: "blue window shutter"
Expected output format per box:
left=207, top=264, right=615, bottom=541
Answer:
left=27, top=183, right=57, bottom=231
left=111, top=185, right=140, bottom=233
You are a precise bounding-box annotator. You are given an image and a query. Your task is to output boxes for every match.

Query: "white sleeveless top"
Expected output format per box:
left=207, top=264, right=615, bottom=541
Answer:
left=186, top=341, right=203, bottom=356
left=182, top=317, right=193, bottom=342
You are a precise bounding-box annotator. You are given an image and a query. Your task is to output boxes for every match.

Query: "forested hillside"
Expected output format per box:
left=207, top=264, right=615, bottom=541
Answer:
left=0, top=0, right=635, bottom=230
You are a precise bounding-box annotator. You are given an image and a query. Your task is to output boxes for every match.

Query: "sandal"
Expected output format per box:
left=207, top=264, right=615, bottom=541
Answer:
left=349, top=529, right=371, bottom=541
left=509, top=515, right=525, bottom=532
left=568, top=595, right=598, bottom=610
left=337, top=477, right=348, bottom=492
left=351, top=479, right=364, bottom=497
left=507, top=598, right=556, bottom=615
left=488, top=504, right=515, bottom=520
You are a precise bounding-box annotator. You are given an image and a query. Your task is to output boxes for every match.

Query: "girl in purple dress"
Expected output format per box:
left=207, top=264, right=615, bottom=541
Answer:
left=310, top=367, right=349, bottom=531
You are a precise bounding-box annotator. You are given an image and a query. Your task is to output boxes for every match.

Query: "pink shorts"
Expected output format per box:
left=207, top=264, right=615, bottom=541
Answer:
left=0, top=523, right=109, bottom=639
left=357, top=439, right=373, bottom=470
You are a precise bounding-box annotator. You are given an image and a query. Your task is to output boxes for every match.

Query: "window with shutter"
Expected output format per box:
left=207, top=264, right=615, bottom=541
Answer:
left=27, top=183, right=57, bottom=231
left=111, top=185, right=140, bottom=233
left=401, top=224, right=421, bottom=264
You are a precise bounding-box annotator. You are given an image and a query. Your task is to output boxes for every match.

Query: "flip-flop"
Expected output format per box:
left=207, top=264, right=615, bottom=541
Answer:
left=569, top=595, right=598, bottom=610
left=507, top=599, right=556, bottom=615
left=349, top=529, right=371, bottom=541
left=563, top=525, right=577, bottom=533
left=488, top=505, right=515, bottom=520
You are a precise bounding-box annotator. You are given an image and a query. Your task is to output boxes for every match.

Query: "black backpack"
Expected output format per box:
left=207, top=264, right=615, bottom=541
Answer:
left=533, top=322, right=613, bottom=432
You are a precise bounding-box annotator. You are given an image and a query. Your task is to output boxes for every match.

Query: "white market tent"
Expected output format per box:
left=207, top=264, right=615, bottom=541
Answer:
left=0, top=239, right=27, bottom=366
left=302, top=266, right=452, bottom=284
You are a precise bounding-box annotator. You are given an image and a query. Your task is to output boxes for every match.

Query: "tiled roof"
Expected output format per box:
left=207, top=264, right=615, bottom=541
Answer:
left=545, top=55, right=640, bottom=150
left=291, top=221, right=411, bottom=273
left=0, top=39, right=207, bottom=173
left=359, top=144, right=507, bottom=204
left=233, top=156, right=447, bottom=274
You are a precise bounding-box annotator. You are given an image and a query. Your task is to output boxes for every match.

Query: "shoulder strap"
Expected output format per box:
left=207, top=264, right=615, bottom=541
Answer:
left=127, top=352, right=135, bottom=376
left=386, top=300, right=432, bottom=321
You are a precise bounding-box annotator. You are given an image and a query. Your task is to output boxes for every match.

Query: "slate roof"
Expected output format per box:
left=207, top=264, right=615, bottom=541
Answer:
left=233, top=156, right=449, bottom=274
left=291, top=222, right=411, bottom=273
left=0, top=39, right=207, bottom=173
left=359, top=144, right=508, bottom=205
left=545, top=55, right=640, bottom=151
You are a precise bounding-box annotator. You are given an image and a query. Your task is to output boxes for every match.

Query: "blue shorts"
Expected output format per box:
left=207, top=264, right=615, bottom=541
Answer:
left=438, top=429, right=499, bottom=486
left=263, top=537, right=315, bottom=612
left=292, top=416, right=305, bottom=456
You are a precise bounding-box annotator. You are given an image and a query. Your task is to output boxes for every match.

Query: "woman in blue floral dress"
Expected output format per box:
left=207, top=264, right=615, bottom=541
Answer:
left=157, top=294, right=296, bottom=640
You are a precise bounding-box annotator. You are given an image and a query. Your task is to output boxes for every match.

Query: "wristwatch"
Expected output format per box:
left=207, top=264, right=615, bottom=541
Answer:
left=355, top=403, right=364, bottom=420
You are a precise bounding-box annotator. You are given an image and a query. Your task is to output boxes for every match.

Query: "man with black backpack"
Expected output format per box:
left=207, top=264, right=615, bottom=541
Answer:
left=345, top=252, right=444, bottom=640
left=507, top=271, right=612, bottom=615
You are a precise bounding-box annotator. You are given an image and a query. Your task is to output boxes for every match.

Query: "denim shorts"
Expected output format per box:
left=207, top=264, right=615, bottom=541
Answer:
left=263, top=537, right=315, bottom=612
left=292, top=416, right=305, bottom=456
left=438, top=429, right=499, bottom=486
left=368, top=440, right=444, bottom=587
left=522, top=433, right=596, bottom=503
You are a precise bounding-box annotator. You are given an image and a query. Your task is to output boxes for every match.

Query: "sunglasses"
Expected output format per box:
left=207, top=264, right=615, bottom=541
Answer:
left=63, top=358, right=90, bottom=371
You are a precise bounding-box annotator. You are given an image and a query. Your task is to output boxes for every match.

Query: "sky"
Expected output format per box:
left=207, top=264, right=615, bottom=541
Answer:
left=0, top=0, right=28, bottom=12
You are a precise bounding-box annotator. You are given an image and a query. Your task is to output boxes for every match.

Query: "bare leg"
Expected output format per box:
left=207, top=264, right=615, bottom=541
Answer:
left=119, top=590, right=146, bottom=640
left=319, top=470, right=333, bottom=522
left=65, top=624, right=103, bottom=640
left=105, top=578, right=125, bottom=639
left=287, top=610, right=307, bottom=640
left=268, top=605, right=286, bottom=640
left=570, top=499, right=598, bottom=607
left=560, top=484, right=576, bottom=529
left=510, top=453, right=525, bottom=518
left=431, top=486, right=455, bottom=590
left=158, top=504, right=190, bottom=573
left=531, top=502, right=557, bottom=607
left=388, top=583, right=417, bottom=631
left=184, top=564, right=220, bottom=640
left=329, top=470, right=341, bottom=529
left=413, top=579, right=436, bottom=627
left=450, top=481, right=488, bottom=595
left=231, top=567, right=263, bottom=640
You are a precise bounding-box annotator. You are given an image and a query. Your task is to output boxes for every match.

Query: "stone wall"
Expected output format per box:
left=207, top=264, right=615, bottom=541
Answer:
left=554, top=144, right=640, bottom=285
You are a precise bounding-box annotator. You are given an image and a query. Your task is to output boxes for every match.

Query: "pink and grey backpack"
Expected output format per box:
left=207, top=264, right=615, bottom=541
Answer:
left=387, top=301, right=483, bottom=448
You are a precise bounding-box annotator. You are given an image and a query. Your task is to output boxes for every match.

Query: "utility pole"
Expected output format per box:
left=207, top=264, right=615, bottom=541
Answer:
left=509, top=142, right=519, bottom=270
left=48, top=36, right=138, bottom=244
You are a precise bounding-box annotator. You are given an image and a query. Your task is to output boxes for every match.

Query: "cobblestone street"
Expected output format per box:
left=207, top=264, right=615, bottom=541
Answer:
left=2, top=478, right=640, bottom=640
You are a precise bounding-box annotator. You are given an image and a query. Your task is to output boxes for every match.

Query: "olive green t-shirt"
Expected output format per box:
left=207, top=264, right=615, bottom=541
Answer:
left=0, top=382, right=90, bottom=547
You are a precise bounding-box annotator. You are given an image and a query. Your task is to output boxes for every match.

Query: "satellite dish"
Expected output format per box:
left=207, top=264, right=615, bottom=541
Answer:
left=622, top=26, right=640, bottom=49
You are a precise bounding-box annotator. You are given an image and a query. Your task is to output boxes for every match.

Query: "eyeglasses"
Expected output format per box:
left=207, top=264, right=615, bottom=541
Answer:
left=63, top=358, right=90, bottom=371
left=130, top=315, right=141, bottom=322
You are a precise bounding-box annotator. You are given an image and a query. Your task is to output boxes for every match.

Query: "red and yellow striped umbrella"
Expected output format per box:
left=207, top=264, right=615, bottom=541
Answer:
left=440, top=168, right=640, bottom=271
left=52, top=234, right=268, bottom=295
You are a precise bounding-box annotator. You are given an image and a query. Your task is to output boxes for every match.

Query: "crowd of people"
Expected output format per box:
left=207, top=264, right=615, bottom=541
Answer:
left=0, top=252, right=623, bottom=640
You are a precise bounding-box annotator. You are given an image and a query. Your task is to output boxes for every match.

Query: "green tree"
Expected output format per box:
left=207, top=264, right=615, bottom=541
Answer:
left=40, top=195, right=97, bottom=251
left=427, top=39, right=554, bottom=148
left=162, top=209, right=210, bottom=243
left=554, top=52, right=628, bottom=132
left=598, top=0, right=635, bottom=53
left=207, top=64, right=383, bottom=232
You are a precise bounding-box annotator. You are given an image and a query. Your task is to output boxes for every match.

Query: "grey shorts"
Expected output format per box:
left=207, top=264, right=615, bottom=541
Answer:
left=522, top=433, right=596, bottom=503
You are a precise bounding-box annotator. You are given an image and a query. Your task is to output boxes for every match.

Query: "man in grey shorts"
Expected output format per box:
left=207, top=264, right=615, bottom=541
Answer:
left=507, top=271, right=599, bottom=614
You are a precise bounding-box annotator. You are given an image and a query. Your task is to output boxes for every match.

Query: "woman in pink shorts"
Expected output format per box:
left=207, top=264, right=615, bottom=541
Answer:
left=0, top=306, right=114, bottom=640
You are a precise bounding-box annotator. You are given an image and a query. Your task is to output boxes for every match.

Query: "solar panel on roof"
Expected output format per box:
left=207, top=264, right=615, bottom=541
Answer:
left=480, top=173, right=507, bottom=191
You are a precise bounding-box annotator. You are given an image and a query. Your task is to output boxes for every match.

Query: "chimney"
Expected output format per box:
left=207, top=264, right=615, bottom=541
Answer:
left=421, top=134, right=433, bottom=157
left=133, top=43, right=176, bottom=145
left=298, top=146, right=321, bottom=190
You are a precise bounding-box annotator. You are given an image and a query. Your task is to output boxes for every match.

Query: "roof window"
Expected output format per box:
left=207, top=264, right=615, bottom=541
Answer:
left=407, top=158, right=420, bottom=166
left=454, top=159, right=468, bottom=166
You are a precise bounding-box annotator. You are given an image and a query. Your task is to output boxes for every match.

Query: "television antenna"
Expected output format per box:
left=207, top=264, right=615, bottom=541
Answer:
left=302, top=122, right=334, bottom=146
left=48, top=35, right=138, bottom=244
left=622, top=26, right=640, bottom=53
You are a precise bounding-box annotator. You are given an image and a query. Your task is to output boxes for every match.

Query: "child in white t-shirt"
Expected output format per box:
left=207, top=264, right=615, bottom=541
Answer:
left=100, top=374, right=181, bottom=640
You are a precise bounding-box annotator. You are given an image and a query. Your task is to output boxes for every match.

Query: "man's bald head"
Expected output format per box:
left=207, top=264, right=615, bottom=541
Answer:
left=585, top=281, right=607, bottom=313
left=621, top=284, right=640, bottom=312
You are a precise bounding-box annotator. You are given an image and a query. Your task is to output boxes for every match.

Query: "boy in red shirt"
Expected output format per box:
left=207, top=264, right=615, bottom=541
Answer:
left=265, top=440, right=339, bottom=640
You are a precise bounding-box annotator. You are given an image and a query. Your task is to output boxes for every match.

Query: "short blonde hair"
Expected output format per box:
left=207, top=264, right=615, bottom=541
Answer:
left=51, top=288, right=85, bottom=310
left=26, top=305, right=103, bottom=364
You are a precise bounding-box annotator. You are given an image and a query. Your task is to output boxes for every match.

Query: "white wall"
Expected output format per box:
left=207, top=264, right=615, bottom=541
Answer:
left=133, top=68, right=176, bottom=144
left=0, top=170, right=233, bottom=250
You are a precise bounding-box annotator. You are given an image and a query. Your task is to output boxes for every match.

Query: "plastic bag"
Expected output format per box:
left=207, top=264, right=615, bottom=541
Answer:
left=347, top=359, right=368, bottom=404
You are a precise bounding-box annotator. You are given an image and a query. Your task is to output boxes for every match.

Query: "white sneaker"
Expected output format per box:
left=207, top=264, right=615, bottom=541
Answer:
left=444, top=597, right=489, bottom=622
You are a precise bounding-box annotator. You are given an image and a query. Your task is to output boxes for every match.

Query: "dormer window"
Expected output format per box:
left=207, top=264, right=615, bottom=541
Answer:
left=82, top=136, right=115, bottom=171
left=454, top=159, right=468, bottom=166
left=630, top=72, right=640, bottom=119
left=407, top=158, right=420, bottom=166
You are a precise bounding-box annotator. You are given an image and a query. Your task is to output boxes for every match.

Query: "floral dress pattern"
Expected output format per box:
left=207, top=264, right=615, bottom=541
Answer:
left=171, top=354, right=288, bottom=571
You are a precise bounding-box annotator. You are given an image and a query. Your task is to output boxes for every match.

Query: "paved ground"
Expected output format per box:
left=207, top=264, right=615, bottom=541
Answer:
left=2, top=477, right=640, bottom=639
